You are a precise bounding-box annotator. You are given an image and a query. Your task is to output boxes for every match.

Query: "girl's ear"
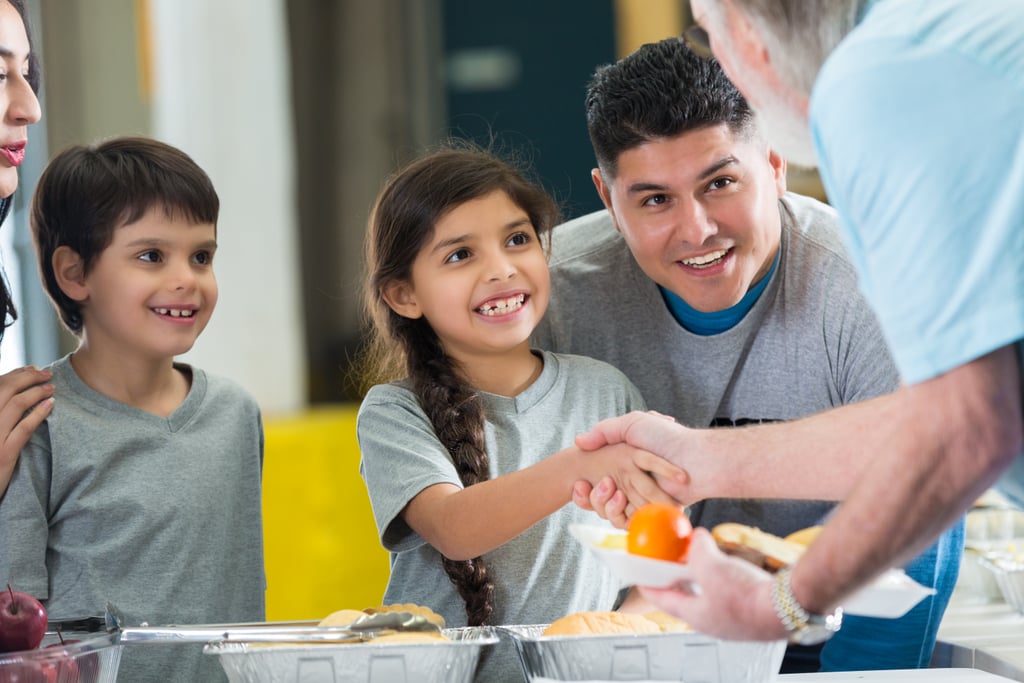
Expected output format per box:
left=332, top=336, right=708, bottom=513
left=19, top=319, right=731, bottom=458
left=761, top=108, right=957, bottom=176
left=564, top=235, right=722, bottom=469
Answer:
left=52, top=246, right=89, bottom=302
left=381, top=280, right=423, bottom=319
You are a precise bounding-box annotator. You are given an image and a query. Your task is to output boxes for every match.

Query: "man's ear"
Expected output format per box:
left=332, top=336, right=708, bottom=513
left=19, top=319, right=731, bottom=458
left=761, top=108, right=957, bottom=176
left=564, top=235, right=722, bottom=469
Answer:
left=52, top=246, right=89, bottom=302
left=591, top=168, right=623, bottom=233
left=381, top=280, right=423, bottom=320
left=767, top=145, right=788, bottom=196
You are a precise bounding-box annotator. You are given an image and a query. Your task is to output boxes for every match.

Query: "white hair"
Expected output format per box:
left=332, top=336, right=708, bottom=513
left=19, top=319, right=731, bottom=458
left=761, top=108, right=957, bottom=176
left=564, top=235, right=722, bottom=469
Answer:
left=724, top=0, right=866, bottom=95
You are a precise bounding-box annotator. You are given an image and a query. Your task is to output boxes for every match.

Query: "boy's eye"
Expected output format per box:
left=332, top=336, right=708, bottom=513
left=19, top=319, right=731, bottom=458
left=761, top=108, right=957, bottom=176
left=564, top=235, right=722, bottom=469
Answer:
left=506, top=231, right=532, bottom=247
left=138, top=250, right=161, bottom=263
left=192, top=250, right=213, bottom=265
left=445, top=247, right=471, bottom=264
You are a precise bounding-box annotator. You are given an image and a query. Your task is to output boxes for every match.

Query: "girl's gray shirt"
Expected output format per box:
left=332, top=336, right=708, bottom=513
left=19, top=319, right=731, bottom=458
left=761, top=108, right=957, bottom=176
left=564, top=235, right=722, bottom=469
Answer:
left=358, top=350, right=645, bottom=682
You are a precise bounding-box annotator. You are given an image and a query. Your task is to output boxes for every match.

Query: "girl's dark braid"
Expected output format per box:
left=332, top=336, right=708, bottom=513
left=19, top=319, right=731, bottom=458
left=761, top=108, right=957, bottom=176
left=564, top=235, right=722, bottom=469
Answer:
left=403, top=318, right=495, bottom=626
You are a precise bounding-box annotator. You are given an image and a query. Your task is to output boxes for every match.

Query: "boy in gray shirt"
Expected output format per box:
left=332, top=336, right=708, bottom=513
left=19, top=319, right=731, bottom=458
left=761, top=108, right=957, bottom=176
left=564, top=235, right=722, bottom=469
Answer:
left=0, top=137, right=265, bottom=683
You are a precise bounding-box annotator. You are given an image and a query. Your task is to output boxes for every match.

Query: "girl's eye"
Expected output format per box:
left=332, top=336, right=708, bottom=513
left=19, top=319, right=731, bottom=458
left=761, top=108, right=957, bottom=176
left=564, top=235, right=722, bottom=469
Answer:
left=138, top=250, right=161, bottom=263
left=192, top=250, right=214, bottom=266
left=506, top=231, right=532, bottom=247
left=445, top=247, right=471, bottom=264
left=642, top=194, right=669, bottom=207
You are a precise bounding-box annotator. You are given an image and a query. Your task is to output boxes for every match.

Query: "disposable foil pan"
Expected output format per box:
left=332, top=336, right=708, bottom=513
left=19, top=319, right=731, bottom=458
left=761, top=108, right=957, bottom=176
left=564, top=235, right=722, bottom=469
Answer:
left=204, top=626, right=498, bottom=683
left=500, top=624, right=785, bottom=683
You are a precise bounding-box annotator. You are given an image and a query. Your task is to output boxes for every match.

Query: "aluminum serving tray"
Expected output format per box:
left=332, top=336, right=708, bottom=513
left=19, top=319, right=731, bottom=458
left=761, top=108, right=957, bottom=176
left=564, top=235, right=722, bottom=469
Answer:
left=203, top=625, right=498, bottom=683
left=500, top=624, right=785, bottom=683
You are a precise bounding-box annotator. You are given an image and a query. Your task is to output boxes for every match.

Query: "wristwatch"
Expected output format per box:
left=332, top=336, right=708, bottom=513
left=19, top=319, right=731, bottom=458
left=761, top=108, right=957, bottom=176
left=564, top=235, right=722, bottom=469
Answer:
left=771, top=567, right=843, bottom=645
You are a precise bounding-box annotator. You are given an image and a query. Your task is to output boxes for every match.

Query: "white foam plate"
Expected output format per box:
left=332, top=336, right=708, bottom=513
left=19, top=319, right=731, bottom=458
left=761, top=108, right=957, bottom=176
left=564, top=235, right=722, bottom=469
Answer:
left=570, top=523, right=936, bottom=619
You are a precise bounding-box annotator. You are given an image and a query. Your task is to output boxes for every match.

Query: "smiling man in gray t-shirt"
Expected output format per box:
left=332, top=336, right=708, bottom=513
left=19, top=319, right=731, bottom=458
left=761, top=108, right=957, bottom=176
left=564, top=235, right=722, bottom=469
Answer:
left=532, top=37, right=963, bottom=674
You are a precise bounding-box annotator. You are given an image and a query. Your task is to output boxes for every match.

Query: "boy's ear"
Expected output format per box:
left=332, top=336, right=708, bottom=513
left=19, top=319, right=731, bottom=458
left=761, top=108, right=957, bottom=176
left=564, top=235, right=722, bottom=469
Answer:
left=381, top=280, right=423, bottom=320
left=52, top=246, right=89, bottom=302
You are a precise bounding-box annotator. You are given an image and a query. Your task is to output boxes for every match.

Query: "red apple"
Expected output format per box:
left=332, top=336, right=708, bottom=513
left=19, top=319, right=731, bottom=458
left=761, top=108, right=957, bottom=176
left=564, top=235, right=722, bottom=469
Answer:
left=0, top=660, right=57, bottom=683
left=43, top=641, right=79, bottom=683
left=0, top=585, right=47, bottom=654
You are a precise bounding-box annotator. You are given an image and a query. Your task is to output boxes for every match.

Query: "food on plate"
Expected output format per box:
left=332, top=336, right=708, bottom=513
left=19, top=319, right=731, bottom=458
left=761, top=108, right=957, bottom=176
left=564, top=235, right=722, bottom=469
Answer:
left=543, top=611, right=663, bottom=636
left=627, top=503, right=693, bottom=563
left=711, top=523, right=807, bottom=572
left=0, top=583, right=48, bottom=654
left=784, top=525, right=823, bottom=547
left=597, top=532, right=627, bottom=550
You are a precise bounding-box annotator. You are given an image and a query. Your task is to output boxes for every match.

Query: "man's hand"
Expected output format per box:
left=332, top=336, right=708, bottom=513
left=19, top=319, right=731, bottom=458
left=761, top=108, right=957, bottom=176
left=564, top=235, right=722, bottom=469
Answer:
left=637, top=528, right=787, bottom=640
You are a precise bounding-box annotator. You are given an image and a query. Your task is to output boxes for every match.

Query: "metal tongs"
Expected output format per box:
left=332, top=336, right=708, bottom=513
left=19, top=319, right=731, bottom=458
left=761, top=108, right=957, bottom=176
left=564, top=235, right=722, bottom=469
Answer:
left=102, top=602, right=442, bottom=645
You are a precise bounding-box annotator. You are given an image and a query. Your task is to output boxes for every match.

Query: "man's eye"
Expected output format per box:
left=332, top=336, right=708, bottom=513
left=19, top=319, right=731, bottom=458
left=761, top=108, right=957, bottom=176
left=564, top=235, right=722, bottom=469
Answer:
left=445, top=247, right=471, bottom=264
left=643, top=194, right=669, bottom=207
left=709, top=177, right=734, bottom=191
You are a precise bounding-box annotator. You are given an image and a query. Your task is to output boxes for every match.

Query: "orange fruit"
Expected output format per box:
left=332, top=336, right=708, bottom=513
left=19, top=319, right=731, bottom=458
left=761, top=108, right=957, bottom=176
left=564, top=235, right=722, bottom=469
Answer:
left=627, top=503, right=692, bottom=563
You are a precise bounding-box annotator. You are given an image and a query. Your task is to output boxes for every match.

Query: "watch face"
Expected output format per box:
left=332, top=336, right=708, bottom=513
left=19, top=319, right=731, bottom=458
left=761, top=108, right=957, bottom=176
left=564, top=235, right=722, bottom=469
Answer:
left=792, top=623, right=834, bottom=646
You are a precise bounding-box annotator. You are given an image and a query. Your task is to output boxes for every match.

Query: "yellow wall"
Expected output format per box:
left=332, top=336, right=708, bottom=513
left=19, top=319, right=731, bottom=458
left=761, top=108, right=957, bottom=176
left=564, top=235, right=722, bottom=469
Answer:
left=262, top=406, right=390, bottom=620
left=613, top=0, right=686, bottom=58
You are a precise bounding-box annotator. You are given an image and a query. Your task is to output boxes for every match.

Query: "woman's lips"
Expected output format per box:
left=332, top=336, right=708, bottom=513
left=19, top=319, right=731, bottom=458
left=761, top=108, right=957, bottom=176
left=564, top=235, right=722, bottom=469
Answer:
left=0, top=142, right=26, bottom=167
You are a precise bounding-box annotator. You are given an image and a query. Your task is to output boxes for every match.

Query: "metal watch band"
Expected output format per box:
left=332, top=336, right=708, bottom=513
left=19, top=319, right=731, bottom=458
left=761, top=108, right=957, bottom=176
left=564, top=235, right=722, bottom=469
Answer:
left=772, top=567, right=810, bottom=632
left=771, top=566, right=843, bottom=644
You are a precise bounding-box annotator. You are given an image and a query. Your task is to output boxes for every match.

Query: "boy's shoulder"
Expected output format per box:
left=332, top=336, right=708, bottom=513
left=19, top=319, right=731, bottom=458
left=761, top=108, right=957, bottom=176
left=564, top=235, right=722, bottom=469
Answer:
left=183, top=364, right=261, bottom=410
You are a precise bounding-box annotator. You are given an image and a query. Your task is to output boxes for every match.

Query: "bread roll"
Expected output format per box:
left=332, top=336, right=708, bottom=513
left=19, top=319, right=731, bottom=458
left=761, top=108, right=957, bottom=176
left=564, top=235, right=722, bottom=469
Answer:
left=543, top=611, right=662, bottom=636
left=318, top=609, right=368, bottom=627
left=784, top=525, right=823, bottom=547
left=642, top=610, right=691, bottom=633
left=371, top=631, right=448, bottom=643
left=363, top=603, right=446, bottom=628
left=711, top=523, right=806, bottom=572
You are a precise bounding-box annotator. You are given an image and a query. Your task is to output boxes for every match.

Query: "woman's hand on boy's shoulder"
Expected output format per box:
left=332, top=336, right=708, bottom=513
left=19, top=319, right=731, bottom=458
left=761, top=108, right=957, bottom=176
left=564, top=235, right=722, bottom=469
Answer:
left=0, top=366, right=55, bottom=494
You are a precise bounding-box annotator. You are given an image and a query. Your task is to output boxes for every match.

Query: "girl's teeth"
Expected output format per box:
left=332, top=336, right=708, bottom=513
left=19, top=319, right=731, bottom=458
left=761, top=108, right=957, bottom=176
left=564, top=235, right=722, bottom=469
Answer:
left=155, top=308, right=195, bottom=318
left=478, top=294, right=526, bottom=315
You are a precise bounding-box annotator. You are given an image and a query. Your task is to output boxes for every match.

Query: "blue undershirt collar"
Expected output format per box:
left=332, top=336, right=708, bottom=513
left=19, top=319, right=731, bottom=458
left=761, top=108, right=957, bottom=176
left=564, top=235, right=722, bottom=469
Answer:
left=659, top=247, right=780, bottom=336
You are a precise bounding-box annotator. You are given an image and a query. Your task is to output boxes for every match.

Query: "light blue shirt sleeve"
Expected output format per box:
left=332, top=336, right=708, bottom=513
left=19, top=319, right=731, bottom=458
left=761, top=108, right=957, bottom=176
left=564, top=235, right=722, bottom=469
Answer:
left=810, top=0, right=1024, bottom=385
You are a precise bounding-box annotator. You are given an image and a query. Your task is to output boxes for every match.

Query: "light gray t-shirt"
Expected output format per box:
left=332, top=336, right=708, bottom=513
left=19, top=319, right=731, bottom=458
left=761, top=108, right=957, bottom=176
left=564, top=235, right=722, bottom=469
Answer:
left=0, top=354, right=266, bottom=683
left=533, top=193, right=899, bottom=536
left=358, top=350, right=645, bottom=682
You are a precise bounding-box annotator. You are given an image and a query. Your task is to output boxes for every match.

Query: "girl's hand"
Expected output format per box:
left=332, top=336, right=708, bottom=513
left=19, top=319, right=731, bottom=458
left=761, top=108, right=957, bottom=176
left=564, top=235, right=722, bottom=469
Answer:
left=576, top=442, right=686, bottom=523
left=0, top=366, right=55, bottom=495
left=573, top=476, right=630, bottom=528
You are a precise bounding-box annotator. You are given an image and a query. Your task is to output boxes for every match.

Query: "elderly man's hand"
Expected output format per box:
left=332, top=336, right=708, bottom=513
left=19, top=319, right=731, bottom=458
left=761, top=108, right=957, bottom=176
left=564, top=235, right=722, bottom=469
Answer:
left=637, top=528, right=788, bottom=641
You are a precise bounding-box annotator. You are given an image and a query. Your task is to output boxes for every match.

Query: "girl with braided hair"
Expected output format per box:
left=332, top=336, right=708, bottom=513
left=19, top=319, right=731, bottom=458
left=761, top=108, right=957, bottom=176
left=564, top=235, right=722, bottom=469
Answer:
left=357, top=143, right=682, bottom=681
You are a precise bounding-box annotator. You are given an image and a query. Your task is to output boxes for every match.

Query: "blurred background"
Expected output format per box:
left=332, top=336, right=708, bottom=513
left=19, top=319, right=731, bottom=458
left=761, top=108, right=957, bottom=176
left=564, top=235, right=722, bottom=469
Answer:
left=5, top=0, right=822, bottom=620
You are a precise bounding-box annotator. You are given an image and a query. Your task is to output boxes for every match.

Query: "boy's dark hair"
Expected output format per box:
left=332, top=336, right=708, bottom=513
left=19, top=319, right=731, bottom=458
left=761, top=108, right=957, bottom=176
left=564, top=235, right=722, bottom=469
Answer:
left=31, top=136, right=219, bottom=334
left=361, top=141, right=561, bottom=626
left=585, top=37, right=756, bottom=178
left=0, top=0, right=43, bottom=338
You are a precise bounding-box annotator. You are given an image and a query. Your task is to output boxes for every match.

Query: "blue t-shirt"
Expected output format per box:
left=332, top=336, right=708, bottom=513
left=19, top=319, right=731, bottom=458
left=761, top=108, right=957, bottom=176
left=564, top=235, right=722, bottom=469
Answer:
left=811, top=0, right=1024, bottom=386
